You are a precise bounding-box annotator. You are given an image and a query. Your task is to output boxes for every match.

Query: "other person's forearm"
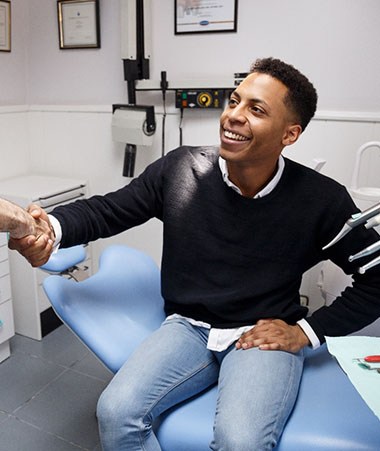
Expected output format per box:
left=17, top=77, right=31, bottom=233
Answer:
left=0, top=198, right=36, bottom=238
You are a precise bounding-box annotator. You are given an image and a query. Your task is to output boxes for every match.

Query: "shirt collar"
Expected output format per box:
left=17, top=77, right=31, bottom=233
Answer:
left=218, top=155, right=285, bottom=198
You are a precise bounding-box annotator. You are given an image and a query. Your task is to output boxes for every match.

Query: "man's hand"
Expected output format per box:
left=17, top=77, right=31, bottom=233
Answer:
left=8, top=204, right=55, bottom=267
left=28, top=204, right=53, bottom=237
left=236, top=319, right=310, bottom=353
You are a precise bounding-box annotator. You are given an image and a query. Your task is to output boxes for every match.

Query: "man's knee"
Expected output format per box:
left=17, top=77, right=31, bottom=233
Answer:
left=211, top=424, right=277, bottom=451
left=96, top=384, right=140, bottom=429
left=96, top=387, right=124, bottom=429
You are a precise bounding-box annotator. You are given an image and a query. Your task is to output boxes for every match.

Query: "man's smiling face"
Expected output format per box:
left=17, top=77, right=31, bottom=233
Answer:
left=219, top=72, right=299, bottom=169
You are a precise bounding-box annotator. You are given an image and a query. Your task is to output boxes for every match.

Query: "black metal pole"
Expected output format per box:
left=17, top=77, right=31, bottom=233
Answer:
left=123, top=143, right=137, bottom=177
left=127, top=79, right=136, bottom=105
left=123, top=78, right=137, bottom=177
left=121, top=0, right=149, bottom=177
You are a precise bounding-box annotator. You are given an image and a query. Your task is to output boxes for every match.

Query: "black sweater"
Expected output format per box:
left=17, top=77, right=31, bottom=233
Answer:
left=52, top=146, right=380, bottom=343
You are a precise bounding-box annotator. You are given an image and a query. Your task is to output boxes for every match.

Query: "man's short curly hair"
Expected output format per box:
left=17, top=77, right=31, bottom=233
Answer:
left=250, top=57, right=318, bottom=132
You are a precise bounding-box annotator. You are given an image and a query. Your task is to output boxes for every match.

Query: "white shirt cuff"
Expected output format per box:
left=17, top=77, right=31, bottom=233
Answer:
left=48, top=214, right=62, bottom=249
left=297, top=318, right=320, bottom=350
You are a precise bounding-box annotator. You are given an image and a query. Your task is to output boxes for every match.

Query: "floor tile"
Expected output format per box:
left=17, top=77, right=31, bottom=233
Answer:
left=16, top=369, right=107, bottom=450
left=0, top=416, right=84, bottom=450
left=2, top=325, right=108, bottom=449
left=71, top=352, right=113, bottom=382
left=0, top=411, right=9, bottom=425
left=0, top=353, right=64, bottom=413
left=10, top=326, right=89, bottom=368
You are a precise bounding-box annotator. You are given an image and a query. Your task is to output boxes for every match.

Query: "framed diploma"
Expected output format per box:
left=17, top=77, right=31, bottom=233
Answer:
left=57, top=0, right=100, bottom=49
left=175, top=0, right=238, bottom=35
left=0, top=0, right=11, bottom=52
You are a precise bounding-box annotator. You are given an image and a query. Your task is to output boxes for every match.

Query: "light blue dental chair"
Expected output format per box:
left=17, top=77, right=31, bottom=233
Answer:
left=41, top=245, right=87, bottom=279
left=42, top=245, right=380, bottom=450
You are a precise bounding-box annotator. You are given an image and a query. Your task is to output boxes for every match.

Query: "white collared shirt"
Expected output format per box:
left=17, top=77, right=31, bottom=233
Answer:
left=218, top=155, right=285, bottom=198
left=168, top=155, right=320, bottom=351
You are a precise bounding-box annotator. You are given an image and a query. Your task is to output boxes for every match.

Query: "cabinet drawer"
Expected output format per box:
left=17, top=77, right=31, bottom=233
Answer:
left=0, top=275, right=11, bottom=303
left=0, top=300, right=14, bottom=343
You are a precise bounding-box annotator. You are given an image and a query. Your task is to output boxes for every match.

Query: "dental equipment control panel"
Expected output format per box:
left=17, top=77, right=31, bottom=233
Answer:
left=175, top=89, right=224, bottom=109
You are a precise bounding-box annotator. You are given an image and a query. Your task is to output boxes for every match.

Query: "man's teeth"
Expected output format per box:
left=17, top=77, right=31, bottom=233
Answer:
left=224, top=130, right=249, bottom=141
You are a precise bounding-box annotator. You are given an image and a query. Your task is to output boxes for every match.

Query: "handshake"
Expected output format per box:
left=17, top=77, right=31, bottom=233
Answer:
left=0, top=198, right=55, bottom=267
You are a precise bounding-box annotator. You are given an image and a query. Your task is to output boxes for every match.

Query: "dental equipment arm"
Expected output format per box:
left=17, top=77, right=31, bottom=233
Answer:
left=349, top=240, right=380, bottom=262
left=365, top=212, right=380, bottom=230
left=355, top=213, right=380, bottom=273
left=322, top=202, right=380, bottom=250
left=349, top=239, right=380, bottom=274
left=358, top=255, right=380, bottom=274
left=323, top=202, right=380, bottom=274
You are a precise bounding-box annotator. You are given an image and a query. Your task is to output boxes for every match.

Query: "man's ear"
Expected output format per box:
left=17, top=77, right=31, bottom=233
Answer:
left=282, top=124, right=302, bottom=147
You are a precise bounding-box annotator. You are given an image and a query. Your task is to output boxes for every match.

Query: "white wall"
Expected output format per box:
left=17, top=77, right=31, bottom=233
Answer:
left=0, top=108, right=30, bottom=179
left=27, top=0, right=125, bottom=105
left=1, top=0, right=380, bottom=309
left=0, top=1, right=28, bottom=105
left=20, top=0, right=380, bottom=111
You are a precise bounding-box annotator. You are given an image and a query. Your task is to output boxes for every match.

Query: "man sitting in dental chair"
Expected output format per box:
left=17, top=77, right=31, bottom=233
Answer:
left=9, top=57, right=380, bottom=451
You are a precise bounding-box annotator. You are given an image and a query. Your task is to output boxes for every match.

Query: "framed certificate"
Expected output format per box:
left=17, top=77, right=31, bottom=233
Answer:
left=175, top=0, right=238, bottom=35
left=57, top=0, right=100, bottom=49
left=0, top=0, right=11, bottom=52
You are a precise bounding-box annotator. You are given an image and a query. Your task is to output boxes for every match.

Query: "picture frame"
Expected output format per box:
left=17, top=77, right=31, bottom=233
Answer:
left=57, top=0, right=100, bottom=49
left=175, top=0, right=237, bottom=35
left=0, top=0, right=11, bottom=52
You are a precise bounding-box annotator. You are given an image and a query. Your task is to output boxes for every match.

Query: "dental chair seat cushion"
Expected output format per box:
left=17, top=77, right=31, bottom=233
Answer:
left=155, top=346, right=380, bottom=450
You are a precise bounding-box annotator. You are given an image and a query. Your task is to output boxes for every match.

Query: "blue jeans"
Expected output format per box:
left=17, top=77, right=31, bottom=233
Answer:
left=97, top=317, right=304, bottom=450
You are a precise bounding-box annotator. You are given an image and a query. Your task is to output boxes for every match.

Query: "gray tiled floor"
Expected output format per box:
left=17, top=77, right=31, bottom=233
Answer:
left=0, top=325, right=113, bottom=451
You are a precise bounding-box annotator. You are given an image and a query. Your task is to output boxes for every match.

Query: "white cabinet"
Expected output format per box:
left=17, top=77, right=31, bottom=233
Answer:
left=0, top=175, right=92, bottom=340
left=0, top=233, right=15, bottom=361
